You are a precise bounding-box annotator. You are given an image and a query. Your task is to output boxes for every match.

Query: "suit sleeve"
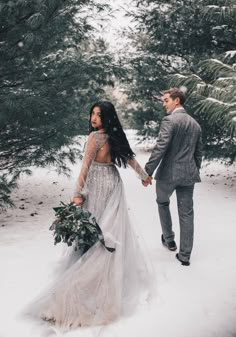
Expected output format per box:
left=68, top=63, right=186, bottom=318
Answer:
left=145, top=117, right=174, bottom=176
left=194, top=129, right=203, bottom=169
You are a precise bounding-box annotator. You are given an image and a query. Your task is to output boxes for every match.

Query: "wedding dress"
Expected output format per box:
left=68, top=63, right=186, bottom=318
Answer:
left=27, top=131, right=154, bottom=329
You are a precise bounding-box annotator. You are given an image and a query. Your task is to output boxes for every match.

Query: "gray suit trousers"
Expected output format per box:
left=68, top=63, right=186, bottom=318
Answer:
left=156, top=181, right=194, bottom=262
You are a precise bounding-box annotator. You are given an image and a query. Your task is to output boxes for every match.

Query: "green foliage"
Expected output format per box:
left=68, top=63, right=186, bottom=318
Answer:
left=0, top=0, right=122, bottom=207
left=133, top=0, right=234, bottom=59
left=122, top=0, right=236, bottom=162
left=170, top=54, right=236, bottom=163
left=50, top=202, right=115, bottom=255
left=0, top=174, right=18, bottom=209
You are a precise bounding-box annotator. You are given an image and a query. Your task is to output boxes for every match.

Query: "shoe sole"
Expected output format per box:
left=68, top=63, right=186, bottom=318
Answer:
left=162, top=241, right=177, bottom=251
left=176, top=254, right=190, bottom=266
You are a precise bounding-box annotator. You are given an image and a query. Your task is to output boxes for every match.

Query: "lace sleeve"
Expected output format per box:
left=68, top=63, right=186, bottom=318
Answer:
left=128, top=158, right=149, bottom=180
left=73, top=133, right=97, bottom=198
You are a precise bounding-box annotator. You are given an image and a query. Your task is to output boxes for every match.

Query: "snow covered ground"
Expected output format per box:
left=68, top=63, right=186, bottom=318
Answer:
left=0, top=134, right=236, bottom=337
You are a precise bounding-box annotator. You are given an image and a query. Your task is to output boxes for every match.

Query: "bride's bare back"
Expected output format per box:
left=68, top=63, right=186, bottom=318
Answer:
left=74, top=131, right=148, bottom=200
left=94, top=140, right=112, bottom=164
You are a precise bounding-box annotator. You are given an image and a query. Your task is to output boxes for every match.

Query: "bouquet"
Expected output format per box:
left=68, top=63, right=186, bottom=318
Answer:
left=49, top=202, right=115, bottom=255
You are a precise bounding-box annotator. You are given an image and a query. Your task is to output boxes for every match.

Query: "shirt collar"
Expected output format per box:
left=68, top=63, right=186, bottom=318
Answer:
left=172, top=107, right=185, bottom=114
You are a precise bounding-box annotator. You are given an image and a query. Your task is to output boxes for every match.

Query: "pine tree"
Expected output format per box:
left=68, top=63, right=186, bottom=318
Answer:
left=122, top=0, right=236, bottom=148
left=170, top=2, right=236, bottom=162
left=0, top=0, right=122, bottom=208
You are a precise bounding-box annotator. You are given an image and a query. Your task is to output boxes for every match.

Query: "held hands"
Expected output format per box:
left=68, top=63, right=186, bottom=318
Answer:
left=142, top=176, right=153, bottom=187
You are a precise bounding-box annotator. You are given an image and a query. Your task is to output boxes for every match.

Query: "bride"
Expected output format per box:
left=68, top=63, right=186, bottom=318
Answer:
left=28, top=101, right=153, bottom=329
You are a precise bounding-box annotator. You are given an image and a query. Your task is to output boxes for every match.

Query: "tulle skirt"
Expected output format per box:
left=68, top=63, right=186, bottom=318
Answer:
left=26, top=162, right=154, bottom=329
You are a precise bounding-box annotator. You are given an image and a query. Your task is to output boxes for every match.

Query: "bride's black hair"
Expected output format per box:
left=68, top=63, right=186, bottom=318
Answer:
left=89, top=101, right=135, bottom=167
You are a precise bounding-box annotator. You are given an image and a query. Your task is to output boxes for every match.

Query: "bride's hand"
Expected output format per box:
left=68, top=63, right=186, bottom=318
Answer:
left=73, top=197, right=84, bottom=205
left=142, top=176, right=152, bottom=187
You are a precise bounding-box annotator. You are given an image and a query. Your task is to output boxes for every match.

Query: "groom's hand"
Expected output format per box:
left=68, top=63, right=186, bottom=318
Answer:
left=142, top=176, right=152, bottom=187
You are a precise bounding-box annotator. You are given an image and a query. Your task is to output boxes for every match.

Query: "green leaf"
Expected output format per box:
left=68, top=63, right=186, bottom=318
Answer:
left=50, top=201, right=115, bottom=255
left=55, top=235, right=61, bottom=243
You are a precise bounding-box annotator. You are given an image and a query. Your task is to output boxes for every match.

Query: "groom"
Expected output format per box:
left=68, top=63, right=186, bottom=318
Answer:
left=143, top=88, right=202, bottom=266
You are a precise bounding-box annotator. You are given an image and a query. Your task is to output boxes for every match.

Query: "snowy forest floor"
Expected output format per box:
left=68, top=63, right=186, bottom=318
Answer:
left=0, top=134, right=236, bottom=337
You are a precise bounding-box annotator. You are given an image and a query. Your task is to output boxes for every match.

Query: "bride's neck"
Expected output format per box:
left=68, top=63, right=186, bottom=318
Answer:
left=97, top=128, right=106, bottom=133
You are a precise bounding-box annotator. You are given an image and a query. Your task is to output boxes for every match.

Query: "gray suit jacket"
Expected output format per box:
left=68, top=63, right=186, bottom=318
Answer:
left=145, top=108, right=202, bottom=185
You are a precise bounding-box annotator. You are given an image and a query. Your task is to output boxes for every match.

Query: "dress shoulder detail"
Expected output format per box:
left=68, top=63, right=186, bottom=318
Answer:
left=92, top=131, right=109, bottom=151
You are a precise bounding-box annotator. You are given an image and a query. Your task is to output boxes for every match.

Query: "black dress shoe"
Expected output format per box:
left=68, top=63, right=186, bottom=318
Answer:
left=176, top=253, right=190, bottom=266
left=161, top=234, right=177, bottom=251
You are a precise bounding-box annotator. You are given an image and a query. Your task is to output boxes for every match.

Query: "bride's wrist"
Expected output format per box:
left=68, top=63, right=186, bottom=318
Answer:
left=73, top=195, right=85, bottom=202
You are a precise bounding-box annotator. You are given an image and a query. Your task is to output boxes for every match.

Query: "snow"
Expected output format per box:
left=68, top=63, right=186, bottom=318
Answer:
left=225, top=50, right=236, bottom=58
left=0, top=134, right=236, bottom=337
left=95, top=0, right=137, bottom=51
left=206, top=97, right=236, bottom=106
left=209, top=59, right=233, bottom=71
left=175, top=74, right=187, bottom=78
left=217, top=77, right=235, bottom=82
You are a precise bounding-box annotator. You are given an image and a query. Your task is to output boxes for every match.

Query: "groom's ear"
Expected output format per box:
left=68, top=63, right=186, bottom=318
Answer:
left=175, top=97, right=180, bottom=105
